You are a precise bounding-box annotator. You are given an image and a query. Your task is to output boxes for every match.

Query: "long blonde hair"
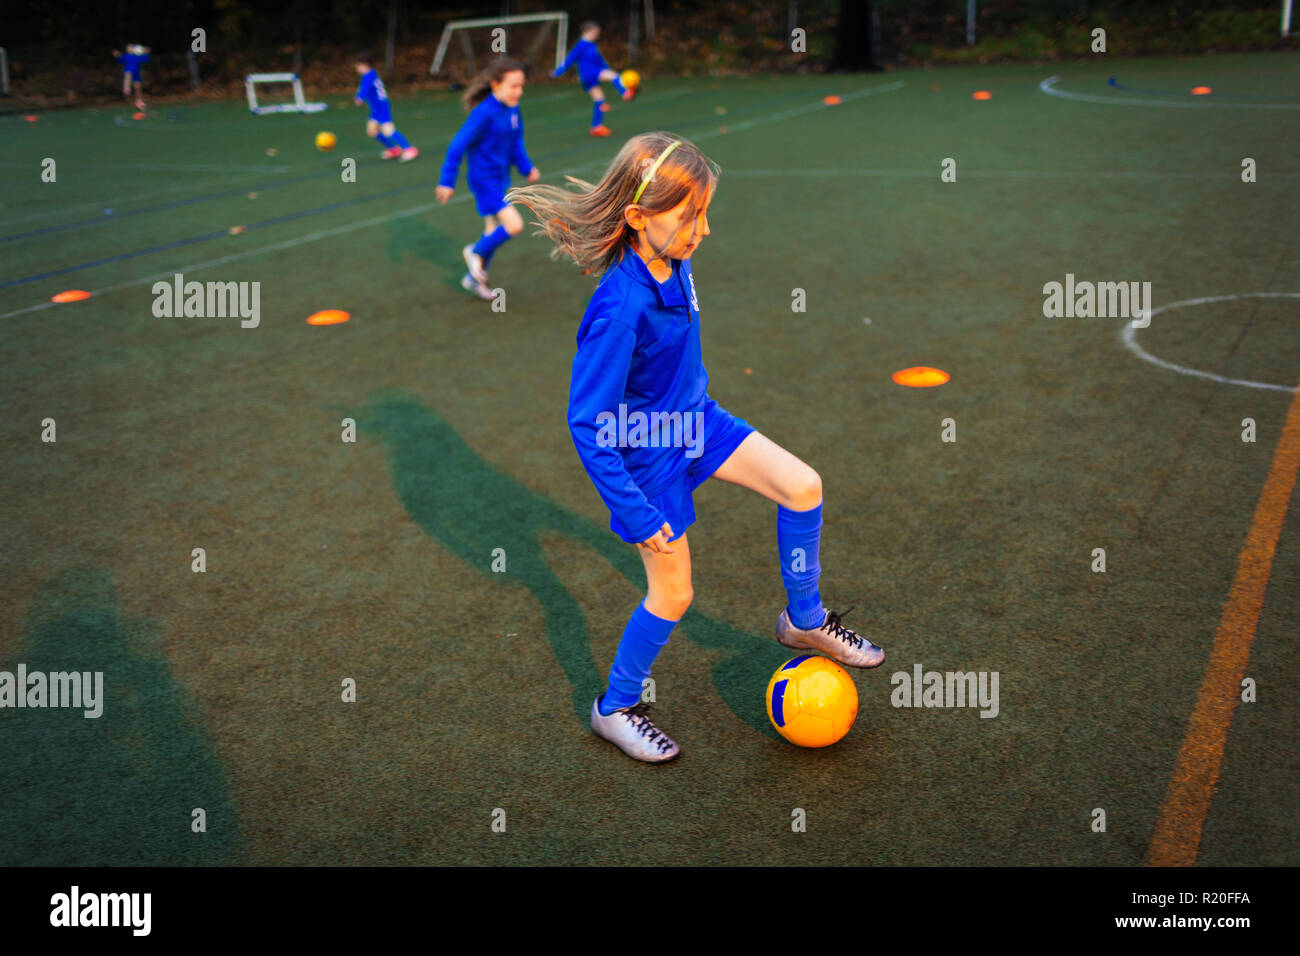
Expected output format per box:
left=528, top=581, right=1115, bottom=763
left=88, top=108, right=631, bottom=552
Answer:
left=506, top=132, right=719, bottom=276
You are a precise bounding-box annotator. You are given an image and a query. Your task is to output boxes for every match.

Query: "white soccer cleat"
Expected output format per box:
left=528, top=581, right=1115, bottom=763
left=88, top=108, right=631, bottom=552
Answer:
left=460, top=273, right=494, bottom=301
left=590, top=697, right=680, bottom=763
left=462, top=245, right=488, bottom=283
left=776, top=606, right=885, bottom=669
left=398, top=146, right=419, bottom=163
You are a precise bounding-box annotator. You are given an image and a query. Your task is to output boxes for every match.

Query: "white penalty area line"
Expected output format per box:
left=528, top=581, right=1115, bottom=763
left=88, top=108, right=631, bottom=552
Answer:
left=1122, top=293, right=1300, bottom=394
left=1039, top=76, right=1300, bottom=110
left=0, top=80, right=905, bottom=322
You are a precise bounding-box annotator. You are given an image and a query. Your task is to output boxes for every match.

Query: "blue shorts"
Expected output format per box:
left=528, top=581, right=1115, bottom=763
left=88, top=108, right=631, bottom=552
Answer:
left=368, top=103, right=393, bottom=125
left=470, top=178, right=510, bottom=217
left=610, top=399, right=755, bottom=543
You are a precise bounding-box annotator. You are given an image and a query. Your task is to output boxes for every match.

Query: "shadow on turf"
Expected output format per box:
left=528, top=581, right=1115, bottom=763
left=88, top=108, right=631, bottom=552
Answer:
left=359, top=390, right=790, bottom=736
left=382, top=216, right=482, bottom=296
left=0, top=568, right=240, bottom=865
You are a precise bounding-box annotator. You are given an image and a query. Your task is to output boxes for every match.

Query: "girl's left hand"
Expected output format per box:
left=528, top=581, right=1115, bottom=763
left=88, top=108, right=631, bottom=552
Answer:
left=526, top=167, right=541, bottom=183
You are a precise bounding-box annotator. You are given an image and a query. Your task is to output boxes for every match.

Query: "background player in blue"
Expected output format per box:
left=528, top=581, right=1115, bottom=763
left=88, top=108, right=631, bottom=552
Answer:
left=353, top=53, right=418, bottom=163
left=112, top=44, right=150, bottom=111
left=508, top=133, right=886, bottom=763
left=436, top=58, right=540, bottom=302
left=553, top=21, right=635, bottom=138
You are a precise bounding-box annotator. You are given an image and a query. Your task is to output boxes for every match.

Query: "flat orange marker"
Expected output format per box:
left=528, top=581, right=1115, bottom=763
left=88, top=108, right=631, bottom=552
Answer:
left=744, top=368, right=753, bottom=375
left=822, top=95, right=842, bottom=105
left=132, top=112, right=146, bottom=120
left=892, top=366, right=950, bottom=387
left=228, top=225, right=246, bottom=234
left=306, top=309, right=350, bottom=326
left=972, top=90, right=992, bottom=100
left=1191, top=86, right=1212, bottom=95
left=24, top=115, right=39, bottom=122
left=266, top=148, right=278, bottom=156
left=51, top=290, right=91, bottom=303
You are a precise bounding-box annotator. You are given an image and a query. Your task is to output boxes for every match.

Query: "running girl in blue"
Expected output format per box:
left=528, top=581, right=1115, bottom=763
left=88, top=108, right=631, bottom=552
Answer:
left=508, top=132, right=885, bottom=763
left=112, top=44, right=150, bottom=111
left=552, top=21, right=635, bottom=138
left=354, top=53, right=418, bottom=163
left=437, top=58, right=540, bottom=302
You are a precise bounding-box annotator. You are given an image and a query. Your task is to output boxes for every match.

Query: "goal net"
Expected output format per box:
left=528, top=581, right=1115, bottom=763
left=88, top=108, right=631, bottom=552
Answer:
left=245, top=73, right=327, bottom=114
left=430, top=12, right=569, bottom=82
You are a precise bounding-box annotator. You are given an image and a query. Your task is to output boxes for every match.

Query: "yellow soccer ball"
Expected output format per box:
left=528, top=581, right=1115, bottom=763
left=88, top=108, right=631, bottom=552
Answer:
left=315, top=131, right=337, bottom=151
left=766, top=655, right=858, bottom=747
left=620, top=69, right=641, bottom=89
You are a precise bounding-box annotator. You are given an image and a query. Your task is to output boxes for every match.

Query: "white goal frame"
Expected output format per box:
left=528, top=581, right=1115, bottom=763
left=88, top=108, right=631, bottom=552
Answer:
left=430, top=12, right=569, bottom=76
left=1285, top=0, right=1299, bottom=36
left=245, top=73, right=327, bottom=114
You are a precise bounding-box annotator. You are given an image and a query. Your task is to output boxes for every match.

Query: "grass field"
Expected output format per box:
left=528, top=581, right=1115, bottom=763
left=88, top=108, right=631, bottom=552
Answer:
left=1, top=51, right=1297, bottom=866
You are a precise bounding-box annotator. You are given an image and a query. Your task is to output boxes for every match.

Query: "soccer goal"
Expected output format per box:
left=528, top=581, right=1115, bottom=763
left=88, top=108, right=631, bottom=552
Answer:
left=245, top=73, right=327, bottom=114
left=430, top=11, right=569, bottom=78
left=1285, top=0, right=1299, bottom=36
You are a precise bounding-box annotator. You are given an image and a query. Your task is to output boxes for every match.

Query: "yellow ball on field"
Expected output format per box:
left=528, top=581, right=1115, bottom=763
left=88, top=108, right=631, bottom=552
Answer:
left=620, top=69, right=640, bottom=89
left=766, top=655, right=858, bottom=748
left=315, top=131, right=337, bottom=151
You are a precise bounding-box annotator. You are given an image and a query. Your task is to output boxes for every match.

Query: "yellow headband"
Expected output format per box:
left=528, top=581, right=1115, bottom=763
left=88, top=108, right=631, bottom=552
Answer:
left=633, top=140, right=683, bottom=204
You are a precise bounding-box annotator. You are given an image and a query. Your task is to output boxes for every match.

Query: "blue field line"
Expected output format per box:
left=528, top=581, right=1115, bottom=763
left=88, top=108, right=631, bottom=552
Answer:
left=0, top=180, right=432, bottom=289
left=0, top=168, right=326, bottom=244
left=1107, top=75, right=1300, bottom=103
left=0, top=87, right=699, bottom=243
left=2, top=82, right=886, bottom=289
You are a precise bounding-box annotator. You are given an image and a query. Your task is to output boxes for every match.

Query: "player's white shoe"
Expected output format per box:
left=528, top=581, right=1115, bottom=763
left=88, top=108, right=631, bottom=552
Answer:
left=776, top=606, right=885, bottom=668
left=462, top=245, right=488, bottom=283
left=381, top=146, right=402, bottom=160
left=398, top=146, right=419, bottom=163
left=460, top=273, right=494, bottom=301
left=590, top=697, right=680, bottom=763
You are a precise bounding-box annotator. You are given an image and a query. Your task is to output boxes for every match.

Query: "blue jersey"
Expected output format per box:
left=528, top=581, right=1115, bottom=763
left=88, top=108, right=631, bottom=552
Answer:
left=553, top=38, right=609, bottom=87
left=439, top=95, right=534, bottom=190
left=117, top=51, right=149, bottom=79
left=356, top=69, right=392, bottom=120
left=567, top=250, right=709, bottom=543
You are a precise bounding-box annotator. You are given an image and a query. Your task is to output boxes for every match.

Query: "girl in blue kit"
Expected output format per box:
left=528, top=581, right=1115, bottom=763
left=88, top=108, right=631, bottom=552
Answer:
left=508, top=133, right=886, bottom=763
left=437, top=58, right=540, bottom=302
left=552, top=21, right=635, bottom=138
left=354, top=53, right=418, bottom=162
left=112, top=44, right=150, bottom=111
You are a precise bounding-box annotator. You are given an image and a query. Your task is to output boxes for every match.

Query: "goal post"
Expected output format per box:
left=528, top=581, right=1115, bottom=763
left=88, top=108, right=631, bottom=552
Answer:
left=244, top=73, right=327, bottom=114
left=1285, top=0, right=1298, bottom=36
left=430, top=12, right=569, bottom=77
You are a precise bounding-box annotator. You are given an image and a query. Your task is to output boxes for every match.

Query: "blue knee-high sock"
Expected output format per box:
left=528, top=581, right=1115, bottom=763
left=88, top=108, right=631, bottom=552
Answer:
left=472, top=225, right=511, bottom=264
left=778, top=503, right=826, bottom=629
left=599, top=601, right=678, bottom=715
left=591, top=102, right=604, bottom=127
left=612, top=75, right=627, bottom=95
left=390, top=129, right=410, bottom=149
left=376, top=132, right=394, bottom=147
